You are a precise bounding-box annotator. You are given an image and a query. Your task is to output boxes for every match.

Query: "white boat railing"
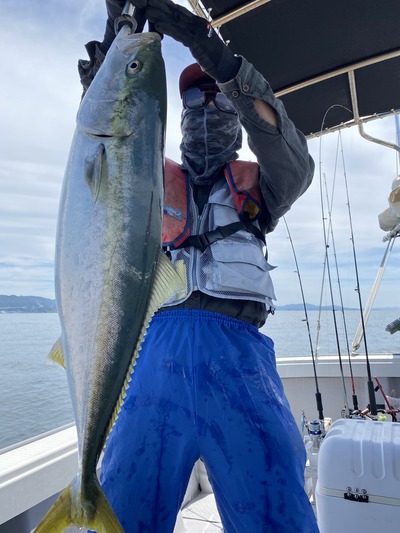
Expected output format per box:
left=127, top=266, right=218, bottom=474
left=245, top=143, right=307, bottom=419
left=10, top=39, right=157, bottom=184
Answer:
left=0, top=424, right=78, bottom=533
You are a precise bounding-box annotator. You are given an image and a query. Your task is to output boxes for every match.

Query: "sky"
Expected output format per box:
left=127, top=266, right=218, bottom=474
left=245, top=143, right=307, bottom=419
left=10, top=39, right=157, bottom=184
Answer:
left=0, top=0, right=399, bottom=309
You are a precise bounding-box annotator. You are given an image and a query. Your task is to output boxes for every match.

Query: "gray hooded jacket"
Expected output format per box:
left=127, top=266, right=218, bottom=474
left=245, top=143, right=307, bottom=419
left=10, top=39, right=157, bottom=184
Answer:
left=162, top=58, right=314, bottom=327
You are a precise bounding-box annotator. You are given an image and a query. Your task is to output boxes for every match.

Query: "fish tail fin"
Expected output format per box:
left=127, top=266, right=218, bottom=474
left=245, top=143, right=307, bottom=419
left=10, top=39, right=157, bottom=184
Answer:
left=34, top=478, right=123, bottom=533
left=89, top=479, right=124, bottom=533
left=34, top=483, right=73, bottom=533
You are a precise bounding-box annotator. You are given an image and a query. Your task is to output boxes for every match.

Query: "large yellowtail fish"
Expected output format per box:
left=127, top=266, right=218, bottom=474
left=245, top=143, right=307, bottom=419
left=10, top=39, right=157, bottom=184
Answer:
left=35, top=26, right=184, bottom=533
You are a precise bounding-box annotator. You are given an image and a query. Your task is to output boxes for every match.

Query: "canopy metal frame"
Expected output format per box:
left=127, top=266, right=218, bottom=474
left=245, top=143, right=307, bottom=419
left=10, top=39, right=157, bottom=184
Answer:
left=188, top=0, right=400, bottom=139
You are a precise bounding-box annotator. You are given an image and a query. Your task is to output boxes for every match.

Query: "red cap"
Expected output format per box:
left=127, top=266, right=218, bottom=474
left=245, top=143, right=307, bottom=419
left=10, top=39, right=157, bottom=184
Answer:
left=179, top=63, right=215, bottom=98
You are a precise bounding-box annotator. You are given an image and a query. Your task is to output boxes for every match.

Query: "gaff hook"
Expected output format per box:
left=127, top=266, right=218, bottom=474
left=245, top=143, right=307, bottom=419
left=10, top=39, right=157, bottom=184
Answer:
left=114, top=1, right=146, bottom=34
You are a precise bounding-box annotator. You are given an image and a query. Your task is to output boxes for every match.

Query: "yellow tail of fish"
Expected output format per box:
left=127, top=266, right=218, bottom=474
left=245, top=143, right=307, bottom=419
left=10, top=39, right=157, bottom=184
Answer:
left=34, top=476, right=123, bottom=533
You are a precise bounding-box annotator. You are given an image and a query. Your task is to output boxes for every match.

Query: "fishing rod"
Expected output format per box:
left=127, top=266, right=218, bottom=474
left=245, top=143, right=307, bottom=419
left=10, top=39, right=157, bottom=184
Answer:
left=318, top=109, right=350, bottom=417
left=322, top=162, right=358, bottom=412
left=348, top=80, right=400, bottom=415
left=283, top=217, right=324, bottom=422
left=338, top=130, right=378, bottom=415
left=323, top=131, right=358, bottom=410
left=314, top=258, right=326, bottom=357
left=318, top=172, right=349, bottom=416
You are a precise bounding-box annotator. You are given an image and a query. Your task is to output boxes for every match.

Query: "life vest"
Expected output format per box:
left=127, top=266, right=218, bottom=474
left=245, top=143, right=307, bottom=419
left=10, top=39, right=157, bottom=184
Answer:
left=162, top=158, right=263, bottom=250
left=160, top=159, right=276, bottom=308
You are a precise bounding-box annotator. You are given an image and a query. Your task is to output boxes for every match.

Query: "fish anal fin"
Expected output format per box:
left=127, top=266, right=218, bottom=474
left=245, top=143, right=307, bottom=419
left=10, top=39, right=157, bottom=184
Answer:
left=48, top=338, right=65, bottom=369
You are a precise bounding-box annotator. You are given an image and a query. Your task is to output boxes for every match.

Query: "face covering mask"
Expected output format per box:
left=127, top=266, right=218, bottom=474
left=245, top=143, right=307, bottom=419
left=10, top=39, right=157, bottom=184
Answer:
left=180, top=106, right=242, bottom=185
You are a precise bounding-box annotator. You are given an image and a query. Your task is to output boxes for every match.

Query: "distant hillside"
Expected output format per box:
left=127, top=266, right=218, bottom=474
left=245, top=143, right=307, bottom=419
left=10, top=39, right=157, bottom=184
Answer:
left=276, top=303, right=347, bottom=311
left=0, top=295, right=56, bottom=313
left=276, top=303, right=399, bottom=311
left=0, top=296, right=396, bottom=314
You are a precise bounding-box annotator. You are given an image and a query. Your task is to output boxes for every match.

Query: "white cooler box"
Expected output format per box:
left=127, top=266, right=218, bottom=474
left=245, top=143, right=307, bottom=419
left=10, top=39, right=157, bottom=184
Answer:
left=316, top=418, right=400, bottom=533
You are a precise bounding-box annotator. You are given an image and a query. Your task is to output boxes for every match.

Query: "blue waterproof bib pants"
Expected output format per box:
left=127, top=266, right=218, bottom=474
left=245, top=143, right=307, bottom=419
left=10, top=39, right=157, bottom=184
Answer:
left=99, top=309, right=319, bottom=533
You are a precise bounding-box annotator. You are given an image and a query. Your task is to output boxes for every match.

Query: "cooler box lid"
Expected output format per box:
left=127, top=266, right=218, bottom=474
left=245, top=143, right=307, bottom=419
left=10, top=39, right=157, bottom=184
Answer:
left=317, top=419, right=400, bottom=503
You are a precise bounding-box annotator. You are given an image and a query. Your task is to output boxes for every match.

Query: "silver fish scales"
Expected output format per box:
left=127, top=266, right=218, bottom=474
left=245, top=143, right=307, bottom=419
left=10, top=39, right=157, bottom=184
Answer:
left=35, top=27, right=185, bottom=533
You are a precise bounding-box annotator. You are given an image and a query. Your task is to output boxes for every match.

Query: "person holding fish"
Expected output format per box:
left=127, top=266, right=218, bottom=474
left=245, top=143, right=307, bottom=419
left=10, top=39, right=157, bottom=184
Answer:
left=80, top=1, right=319, bottom=532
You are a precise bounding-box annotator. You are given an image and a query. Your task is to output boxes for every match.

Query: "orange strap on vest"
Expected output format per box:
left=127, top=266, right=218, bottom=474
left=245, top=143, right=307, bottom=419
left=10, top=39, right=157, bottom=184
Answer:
left=163, top=158, right=191, bottom=248
left=162, top=159, right=262, bottom=249
left=224, top=161, right=261, bottom=220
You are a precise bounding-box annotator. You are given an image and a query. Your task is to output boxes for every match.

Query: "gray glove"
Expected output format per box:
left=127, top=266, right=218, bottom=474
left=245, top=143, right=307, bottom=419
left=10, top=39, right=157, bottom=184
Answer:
left=129, top=0, right=240, bottom=83
left=78, top=41, right=106, bottom=98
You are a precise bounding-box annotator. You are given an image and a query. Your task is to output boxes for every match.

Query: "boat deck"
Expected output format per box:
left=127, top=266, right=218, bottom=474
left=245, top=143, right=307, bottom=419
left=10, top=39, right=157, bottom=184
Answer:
left=177, top=493, right=223, bottom=532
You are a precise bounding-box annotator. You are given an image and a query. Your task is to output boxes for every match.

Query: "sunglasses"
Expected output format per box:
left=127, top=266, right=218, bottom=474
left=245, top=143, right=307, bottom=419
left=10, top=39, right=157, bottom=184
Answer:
left=183, top=86, right=237, bottom=114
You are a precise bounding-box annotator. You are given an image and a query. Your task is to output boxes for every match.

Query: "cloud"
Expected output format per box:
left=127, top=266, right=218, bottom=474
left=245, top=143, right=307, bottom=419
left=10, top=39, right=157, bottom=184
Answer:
left=0, top=159, right=62, bottom=297
left=0, top=1, right=194, bottom=299
left=267, top=120, right=400, bottom=307
left=1, top=1, right=399, bottom=309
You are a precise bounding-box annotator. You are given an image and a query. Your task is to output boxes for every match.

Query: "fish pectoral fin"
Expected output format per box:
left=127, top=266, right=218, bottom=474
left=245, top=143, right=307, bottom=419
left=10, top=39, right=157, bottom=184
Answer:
left=34, top=477, right=123, bottom=533
left=48, top=338, right=65, bottom=368
left=84, top=143, right=105, bottom=201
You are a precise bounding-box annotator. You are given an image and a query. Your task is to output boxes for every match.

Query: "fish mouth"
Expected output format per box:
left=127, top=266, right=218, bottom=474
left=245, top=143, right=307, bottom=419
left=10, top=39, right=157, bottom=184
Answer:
left=80, top=121, right=134, bottom=138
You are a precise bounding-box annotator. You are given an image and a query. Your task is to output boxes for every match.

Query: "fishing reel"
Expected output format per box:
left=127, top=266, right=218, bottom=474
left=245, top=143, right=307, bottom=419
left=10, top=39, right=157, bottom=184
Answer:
left=302, top=413, right=328, bottom=438
left=302, top=416, right=327, bottom=503
left=305, top=419, right=325, bottom=447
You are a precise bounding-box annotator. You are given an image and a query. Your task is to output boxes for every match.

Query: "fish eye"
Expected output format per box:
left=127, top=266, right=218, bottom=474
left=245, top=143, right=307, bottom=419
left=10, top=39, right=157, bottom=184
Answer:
left=126, top=60, right=142, bottom=76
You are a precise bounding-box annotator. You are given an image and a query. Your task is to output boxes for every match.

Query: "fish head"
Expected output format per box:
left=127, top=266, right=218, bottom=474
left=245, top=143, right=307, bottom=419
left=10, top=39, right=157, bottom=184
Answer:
left=77, top=28, right=166, bottom=138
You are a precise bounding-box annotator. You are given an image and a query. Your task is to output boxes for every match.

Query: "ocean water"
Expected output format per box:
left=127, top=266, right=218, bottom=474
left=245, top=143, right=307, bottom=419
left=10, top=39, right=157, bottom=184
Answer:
left=0, top=313, right=72, bottom=450
left=0, top=309, right=399, bottom=450
left=262, top=307, right=400, bottom=357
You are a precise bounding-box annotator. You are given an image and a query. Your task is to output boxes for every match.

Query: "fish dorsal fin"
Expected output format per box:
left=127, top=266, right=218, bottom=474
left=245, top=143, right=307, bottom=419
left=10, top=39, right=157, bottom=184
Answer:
left=104, top=253, right=186, bottom=445
left=84, top=143, right=105, bottom=201
left=48, top=338, right=65, bottom=368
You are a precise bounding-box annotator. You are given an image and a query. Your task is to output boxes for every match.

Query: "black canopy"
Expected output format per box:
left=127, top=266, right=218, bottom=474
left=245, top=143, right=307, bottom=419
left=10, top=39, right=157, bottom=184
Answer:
left=191, top=0, right=400, bottom=137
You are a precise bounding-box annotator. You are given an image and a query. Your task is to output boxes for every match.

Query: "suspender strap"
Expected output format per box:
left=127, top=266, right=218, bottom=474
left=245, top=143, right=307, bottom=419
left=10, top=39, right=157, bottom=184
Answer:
left=171, top=218, right=266, bottom=252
